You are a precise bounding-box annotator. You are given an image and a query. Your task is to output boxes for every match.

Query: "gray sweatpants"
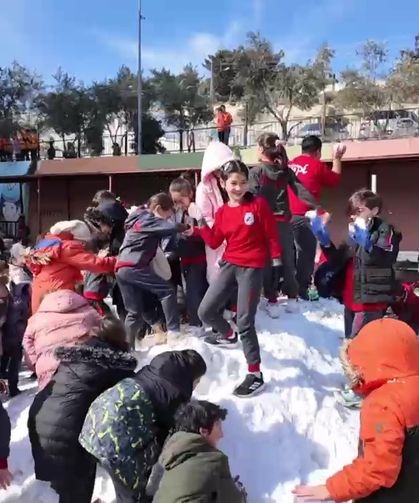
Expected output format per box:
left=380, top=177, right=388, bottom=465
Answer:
left=264, top=220, right=299, bottom=300
left=116, top=266, right=180, bottom=349
left=198, top=261, right=263, bottom=366
left=291, top=215, right=317, bottom=297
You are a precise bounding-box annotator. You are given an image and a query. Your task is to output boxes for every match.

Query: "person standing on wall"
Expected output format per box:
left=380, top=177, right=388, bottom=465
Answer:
left=216, top=105, right=233, bottom=145
left=288, top=136, right=345, bottom=300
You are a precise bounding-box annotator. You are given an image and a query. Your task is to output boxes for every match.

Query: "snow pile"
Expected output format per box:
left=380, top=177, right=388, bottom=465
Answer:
left=1, top=300, right=359, bottom=503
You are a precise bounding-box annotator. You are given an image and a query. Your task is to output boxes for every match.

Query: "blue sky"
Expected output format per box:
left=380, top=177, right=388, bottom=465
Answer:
left=1, top=0, right=418, bottom=84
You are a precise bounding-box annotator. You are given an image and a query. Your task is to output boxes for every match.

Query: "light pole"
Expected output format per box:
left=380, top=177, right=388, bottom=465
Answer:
left=137, top=0, right=143, bottom=154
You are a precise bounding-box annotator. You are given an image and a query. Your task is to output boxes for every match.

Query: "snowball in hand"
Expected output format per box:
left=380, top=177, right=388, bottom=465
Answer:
left=188, top=202, right=203, bottom=220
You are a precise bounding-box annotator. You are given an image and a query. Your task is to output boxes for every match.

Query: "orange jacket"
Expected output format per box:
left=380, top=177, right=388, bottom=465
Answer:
left=27, top=232, right=117, bottom=313
left=216, top=111, right=233, bottom=131
left=327, top=318, right=419, bottom=502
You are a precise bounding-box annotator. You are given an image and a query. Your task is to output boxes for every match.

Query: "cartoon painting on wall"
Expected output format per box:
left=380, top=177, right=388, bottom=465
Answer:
left=0, top=183, right=23, bottom=238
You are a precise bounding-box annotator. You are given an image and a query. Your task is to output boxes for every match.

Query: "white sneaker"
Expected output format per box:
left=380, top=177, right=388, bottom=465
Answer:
left=264, top=301, right=281, bottom=319
left=167, top=330, right=183, bottom=344
left=189, top=326, right=206, bottom=338
left=284, top=298, right=299, bottom=314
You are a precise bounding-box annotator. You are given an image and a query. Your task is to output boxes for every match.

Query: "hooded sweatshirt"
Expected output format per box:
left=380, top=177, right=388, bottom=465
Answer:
left=196, top=142, right=235, bottom=282
left=23, top=290, right=101, bottom=390
left=154, top=432, right=244, bottom=503
left=27, top=225, right=117, bottom=313
left=327, top=318, right=419, bottom=502
left=117, top=208, right=184, bottom=270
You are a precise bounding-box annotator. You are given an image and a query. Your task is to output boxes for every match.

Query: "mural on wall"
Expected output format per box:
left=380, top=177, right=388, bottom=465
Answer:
left=0, top=183, right=22, bottom=222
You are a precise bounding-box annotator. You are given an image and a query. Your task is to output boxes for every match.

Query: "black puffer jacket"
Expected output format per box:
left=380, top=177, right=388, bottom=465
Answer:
left=28, top=338, right=137, bottom=482
left=135, top=351, right=204, bottom=444
left=319, top=217, right=402, bottom=305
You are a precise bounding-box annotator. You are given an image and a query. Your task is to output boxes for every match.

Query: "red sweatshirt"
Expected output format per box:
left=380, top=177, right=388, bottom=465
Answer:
left=288, top=154, right=341, bottom=215
left=197, top=196, right=282, bottom=268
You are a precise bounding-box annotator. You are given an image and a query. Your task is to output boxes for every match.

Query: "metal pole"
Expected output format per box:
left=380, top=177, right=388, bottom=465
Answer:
left=210, top=57, right=214, bottom=104
left=137, top=0, right=142, bottom=155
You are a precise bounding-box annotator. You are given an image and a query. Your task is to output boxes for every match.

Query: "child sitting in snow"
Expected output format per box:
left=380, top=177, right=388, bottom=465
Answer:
left=152, top=400, right=246, bottom=502
left=293, top=318, right=419, bottom=503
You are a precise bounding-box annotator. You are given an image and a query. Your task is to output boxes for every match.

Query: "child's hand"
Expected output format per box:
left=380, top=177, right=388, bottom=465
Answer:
left=182, top=226, right=194, bottom=237
left=0, top=468, right=13, bottom=490
left=332, top=143, right=346, bottom=160
left=348, top=219, right=371, bottom=250
left=306, top=211, right=331, bottom=247
left=188, top=202, right=203, bottom=221
left=292, top=484, right=332, bottom=501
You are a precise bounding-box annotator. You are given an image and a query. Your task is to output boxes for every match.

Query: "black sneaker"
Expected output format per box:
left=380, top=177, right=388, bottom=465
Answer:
left=233, top=373, right=265, bottom=398
left=204, top=332, right=238, bottom=348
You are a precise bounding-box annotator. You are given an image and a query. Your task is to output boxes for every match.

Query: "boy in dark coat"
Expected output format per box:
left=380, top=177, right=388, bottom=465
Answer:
left=28, top=317, right=137, bottom=503
left=153, top=400, right=246, bottom=503
left=310, top=189, right=401, bottom=339
left=79, top=349, right=207, bottom=503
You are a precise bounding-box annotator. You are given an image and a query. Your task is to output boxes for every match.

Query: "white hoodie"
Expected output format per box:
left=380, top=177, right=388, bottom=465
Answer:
left=195, top=141, right=235, bottom=282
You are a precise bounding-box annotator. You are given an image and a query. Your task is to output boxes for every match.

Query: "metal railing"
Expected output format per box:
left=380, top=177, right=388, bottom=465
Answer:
left=2, top=108, right=418, bottom=161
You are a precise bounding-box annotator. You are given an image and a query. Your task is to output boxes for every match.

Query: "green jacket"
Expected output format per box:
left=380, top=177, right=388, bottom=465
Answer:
left=154, top=432, right=244, bottom=503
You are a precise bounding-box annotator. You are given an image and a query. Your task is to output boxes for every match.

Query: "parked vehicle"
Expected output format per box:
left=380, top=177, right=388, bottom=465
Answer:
left=291, top=122, right=349, bottom=144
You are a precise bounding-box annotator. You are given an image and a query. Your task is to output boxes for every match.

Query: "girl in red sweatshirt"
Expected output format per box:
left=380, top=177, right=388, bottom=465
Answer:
left=192, top=160, right=281, bottom=398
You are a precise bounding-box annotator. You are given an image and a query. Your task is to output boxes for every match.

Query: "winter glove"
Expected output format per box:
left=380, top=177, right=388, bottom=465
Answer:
left=272, top=258, right=282, bottom=267
left=306, top=211, right=331, bottom=247
left=348, top=217, right=371, bottom=250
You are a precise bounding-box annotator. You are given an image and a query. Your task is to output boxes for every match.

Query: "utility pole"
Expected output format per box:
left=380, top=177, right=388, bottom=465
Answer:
left=137, top=0, right=143, bottom=154
left=210, top=57, right=215, bottom=105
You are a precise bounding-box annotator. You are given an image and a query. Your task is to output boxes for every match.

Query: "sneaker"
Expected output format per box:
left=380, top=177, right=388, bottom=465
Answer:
left=284, top=298, right=300, bottom=314
left=233, top=373, right=265, bottom=398
left=307, top=286, right=320, bottom=302
left=264, top=300, right=281, bottom=319
left=340, top=388, right=362, bottom=409
left=204, top=332, right=238, bottom=348
left=189, top=325, right=206, bottom=338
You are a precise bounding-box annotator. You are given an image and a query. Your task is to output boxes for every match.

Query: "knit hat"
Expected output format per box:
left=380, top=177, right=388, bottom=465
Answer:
left=50, top=220, right=92, bottom=242
left=201, top=141, right=235, bottom=180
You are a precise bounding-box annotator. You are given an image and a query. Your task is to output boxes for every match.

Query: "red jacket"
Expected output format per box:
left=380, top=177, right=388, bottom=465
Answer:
left=216, top=111, right=233, bottom=132
left=288, top=154, right=340, bottom=215
left=197, top=195, right=281, bottom=268
left=27, top=232, right=116, bottom=313
left=327, top=318, right=419, bottom=502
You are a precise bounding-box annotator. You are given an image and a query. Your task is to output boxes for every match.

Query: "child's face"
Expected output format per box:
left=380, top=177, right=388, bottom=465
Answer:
left=200, top=419, right=224, bottom=448
left=222, top=173, right=249, bottom=204
left=350, top=204, right=379, bottom=222
left=153, top=206, right=173, bottom=220
left=2, top=201, right=20, bottom=222
left=170, top=190, right=192, bottom=211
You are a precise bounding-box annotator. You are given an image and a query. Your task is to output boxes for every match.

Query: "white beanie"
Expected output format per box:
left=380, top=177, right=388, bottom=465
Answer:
left=50, top=220, right=92, bottom=242
left=201, top=141, right=235, bottom=180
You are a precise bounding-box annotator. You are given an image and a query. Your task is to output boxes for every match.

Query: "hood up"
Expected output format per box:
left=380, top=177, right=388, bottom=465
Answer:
left=201, top=142, right=235, bottom=181
left=344, top=318, right=419, bottom=395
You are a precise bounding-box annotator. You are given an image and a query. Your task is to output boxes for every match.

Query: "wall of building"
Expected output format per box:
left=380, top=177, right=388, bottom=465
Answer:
left=26, top=160, right=419, bottom=251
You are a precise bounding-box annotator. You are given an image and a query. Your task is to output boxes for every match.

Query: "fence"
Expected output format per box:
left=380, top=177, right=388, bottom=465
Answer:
left=4, top=108, right=418, bottom=160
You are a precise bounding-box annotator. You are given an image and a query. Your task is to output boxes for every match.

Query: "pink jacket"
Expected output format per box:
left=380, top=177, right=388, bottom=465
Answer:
left=23, top=289, right=101, bottom=390
left=196, top=142, right=235, bottom=282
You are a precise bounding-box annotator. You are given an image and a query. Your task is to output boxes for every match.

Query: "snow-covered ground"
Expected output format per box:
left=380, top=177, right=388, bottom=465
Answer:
left=1, top=299, right=359, bottom=503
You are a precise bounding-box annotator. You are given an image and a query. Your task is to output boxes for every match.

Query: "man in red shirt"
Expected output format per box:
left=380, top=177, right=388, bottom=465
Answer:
left=289, top=135, right=344, bottom=299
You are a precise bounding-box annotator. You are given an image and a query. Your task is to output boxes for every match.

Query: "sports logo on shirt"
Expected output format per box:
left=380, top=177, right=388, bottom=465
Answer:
left=244, top=212, right=254, bottom=225
left=289, top=163, right=308, bottom=175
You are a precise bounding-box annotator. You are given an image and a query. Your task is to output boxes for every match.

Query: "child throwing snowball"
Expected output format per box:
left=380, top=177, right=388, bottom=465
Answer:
left=192, top=160, right=281, bottom=397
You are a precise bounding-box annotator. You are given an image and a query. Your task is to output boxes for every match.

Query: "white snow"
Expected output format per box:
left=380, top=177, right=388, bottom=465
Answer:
left=1, top=299, right=359, bottom=503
